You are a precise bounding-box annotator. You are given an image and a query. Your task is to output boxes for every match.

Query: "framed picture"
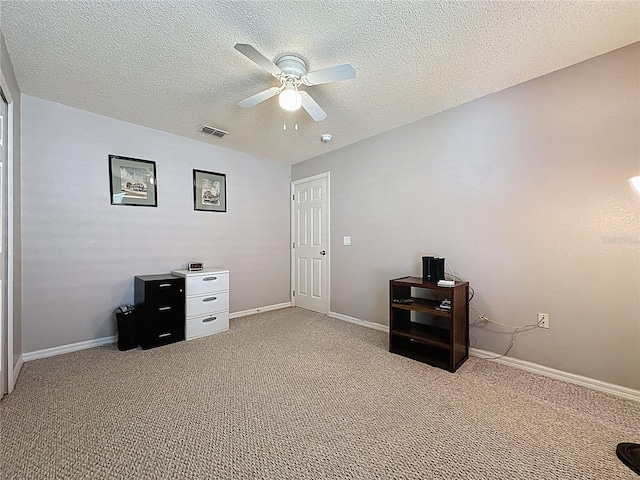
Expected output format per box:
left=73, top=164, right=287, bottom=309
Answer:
left=193, top=169, right=226, bottom=212
left=109, top=155, right=157, bottom=207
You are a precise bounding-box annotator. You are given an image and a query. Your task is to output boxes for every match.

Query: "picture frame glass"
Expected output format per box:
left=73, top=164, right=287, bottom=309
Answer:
left=193, top=170, right=226, bottom=212
left=109, top=155, right=157, bottom=207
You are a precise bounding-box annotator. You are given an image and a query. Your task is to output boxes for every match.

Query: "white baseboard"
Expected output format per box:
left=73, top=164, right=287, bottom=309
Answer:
left=328, top=311, right=639, bottom=403
left=470, top=348, right=640, bottom=403
left=328, top=311, right=389, bottom=332
left=11, top=354, right=23, bottom=393
left=22, top=302, right=292, bottom=362
left=230, top=302, right=291, bottom=319
left=23, top=336, right=116, bottom=362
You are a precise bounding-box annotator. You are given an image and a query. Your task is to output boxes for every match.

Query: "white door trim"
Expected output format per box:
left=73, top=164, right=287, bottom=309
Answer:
left=0, top=72, right=15, bottom=394
left=291, top=172, right=330, bottom=314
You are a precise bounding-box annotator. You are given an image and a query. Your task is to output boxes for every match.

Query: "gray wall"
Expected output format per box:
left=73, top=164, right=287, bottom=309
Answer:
left=292, top=43, right=640, bottom=390
left=21, top=95, right=291, bottom=353
left=0, top=30, right=22, bottom=371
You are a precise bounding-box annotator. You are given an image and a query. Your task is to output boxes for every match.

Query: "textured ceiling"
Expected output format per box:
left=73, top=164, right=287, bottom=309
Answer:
left=1, top=1, right=639, bottom=164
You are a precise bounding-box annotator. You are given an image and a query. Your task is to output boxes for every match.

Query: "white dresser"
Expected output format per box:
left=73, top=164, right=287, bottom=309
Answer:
left=171, top=268, right=229, bottom=340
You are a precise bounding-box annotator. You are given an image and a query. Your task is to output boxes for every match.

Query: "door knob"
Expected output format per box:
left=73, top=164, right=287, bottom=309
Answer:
left=320, top=250, right=326, bottom=255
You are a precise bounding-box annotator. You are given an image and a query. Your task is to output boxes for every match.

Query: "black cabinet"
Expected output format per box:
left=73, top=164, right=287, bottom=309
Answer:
left=134, top=274, right=185, bottom=349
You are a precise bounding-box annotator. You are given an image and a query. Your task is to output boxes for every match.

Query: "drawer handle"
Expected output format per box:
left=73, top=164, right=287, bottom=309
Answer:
left=203, top=276, right=217, bottom=281
left=202, top=297, right=217, bottom=302
left=158, top=306, right=172, bottom=311
left=159, top=283, right=172, bottom=288
left=158, top=333, right=171, bottom=338
left=202, top=316, right=217, bottom=323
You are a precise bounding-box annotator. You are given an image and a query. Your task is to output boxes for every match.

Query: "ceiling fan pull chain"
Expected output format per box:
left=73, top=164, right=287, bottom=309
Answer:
left=283, top=110, right=287, bottom=131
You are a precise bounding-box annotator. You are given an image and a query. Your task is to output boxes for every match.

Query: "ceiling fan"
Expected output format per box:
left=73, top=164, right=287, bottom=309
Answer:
left=234, top=43, right=356, bottom=122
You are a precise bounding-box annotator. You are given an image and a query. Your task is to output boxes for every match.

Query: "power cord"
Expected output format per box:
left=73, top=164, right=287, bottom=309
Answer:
left=444, top=260, right=474, bottom=301
left=445, top=260, right=543, bottom=360
left=471, top=307, right=543, bottom=329
left=470, top=307, right=542, bottom=359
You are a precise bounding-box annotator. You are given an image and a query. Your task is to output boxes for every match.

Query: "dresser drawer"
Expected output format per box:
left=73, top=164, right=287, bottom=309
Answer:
left=186, top=272, right=229, bottom=296
left=135, top=276, right=184, bottom=309
left=144, top=302, right=184, bottom=317
left=140, top=326, right=185, bottom=349
left=186, top=311, right=229, bottom=340
left=139, top=309, right=185, bottom=349
left=186, top=292, right=229, bottom=317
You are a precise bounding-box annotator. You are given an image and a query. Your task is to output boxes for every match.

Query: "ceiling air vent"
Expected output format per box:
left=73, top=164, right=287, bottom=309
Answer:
left=199, top=125, right=229, bottom=138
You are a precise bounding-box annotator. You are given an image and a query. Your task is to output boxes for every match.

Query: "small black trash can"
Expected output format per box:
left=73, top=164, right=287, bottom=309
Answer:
left=114, top=305, right=138, bottom=351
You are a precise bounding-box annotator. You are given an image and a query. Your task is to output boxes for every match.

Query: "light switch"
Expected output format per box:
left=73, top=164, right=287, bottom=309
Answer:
left=343, top=236, right=351, bottom=246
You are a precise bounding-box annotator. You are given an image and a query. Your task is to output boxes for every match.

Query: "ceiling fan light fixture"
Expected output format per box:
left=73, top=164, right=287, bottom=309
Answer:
left=279, top=86, right=302, bottom=112
left=629, top=175, right=640, bottom=197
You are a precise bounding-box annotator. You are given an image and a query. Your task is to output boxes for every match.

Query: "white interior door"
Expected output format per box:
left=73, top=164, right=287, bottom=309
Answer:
left=0, top=90, right=5, bottom=396
left=292, top=173, right=329, bottom=314
left=0, top=75, right=14, bottom=396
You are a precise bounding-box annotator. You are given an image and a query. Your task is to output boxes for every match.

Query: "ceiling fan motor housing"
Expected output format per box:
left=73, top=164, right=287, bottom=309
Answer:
left=275, top=55, right=307, bottom=78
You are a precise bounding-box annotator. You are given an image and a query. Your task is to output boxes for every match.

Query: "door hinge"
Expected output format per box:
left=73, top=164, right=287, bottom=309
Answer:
left=292, top=194, right=295, bottom=200
left=292, top=242, right=295, bottom=248
left=293, top=290, right=295, bottom=297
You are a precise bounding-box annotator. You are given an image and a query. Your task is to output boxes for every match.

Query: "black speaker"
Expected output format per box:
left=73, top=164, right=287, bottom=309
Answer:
left=422, top=256, right=445, bottom=282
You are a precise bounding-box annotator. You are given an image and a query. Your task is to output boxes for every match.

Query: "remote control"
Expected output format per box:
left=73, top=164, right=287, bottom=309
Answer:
left=393, top=298, right=413, bottom=304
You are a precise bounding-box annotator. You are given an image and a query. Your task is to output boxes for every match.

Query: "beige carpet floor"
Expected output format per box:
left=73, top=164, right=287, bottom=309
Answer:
left=1, top=307, right=638, bottom=479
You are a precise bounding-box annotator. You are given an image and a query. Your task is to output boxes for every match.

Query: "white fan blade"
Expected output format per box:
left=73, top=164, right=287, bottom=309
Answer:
left=300, top=91, right=327, bottom=121
left=303, top=63, right=356, bottom=86
left=238, top=87, right=280, bottom=108
left=234, top=43, right=281, bottom=76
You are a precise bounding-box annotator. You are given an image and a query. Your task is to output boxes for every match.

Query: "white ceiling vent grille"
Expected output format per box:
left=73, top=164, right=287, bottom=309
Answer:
left=200, top=125, right=229, bottom=138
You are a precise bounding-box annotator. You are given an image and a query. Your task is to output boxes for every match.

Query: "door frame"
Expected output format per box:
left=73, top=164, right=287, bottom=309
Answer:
left=290, top=172, right=330, bottom=314
left=0, top=71, right=15, bottom=395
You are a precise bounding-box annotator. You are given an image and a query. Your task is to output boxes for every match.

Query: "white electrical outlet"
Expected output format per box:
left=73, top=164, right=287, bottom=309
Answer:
left=343, top=236, right=351, bottom=246
left=538, top=313, right=550, bottom=329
